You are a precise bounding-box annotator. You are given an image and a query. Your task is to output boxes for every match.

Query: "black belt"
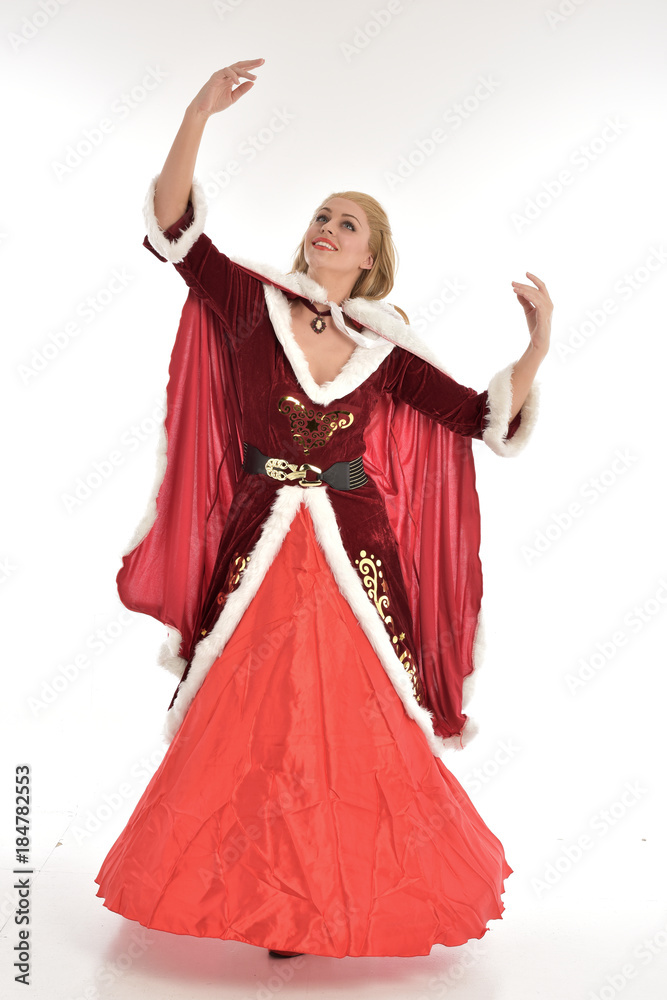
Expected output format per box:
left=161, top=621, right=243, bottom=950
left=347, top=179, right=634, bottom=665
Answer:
left=242, top=442, right=367, bottom=490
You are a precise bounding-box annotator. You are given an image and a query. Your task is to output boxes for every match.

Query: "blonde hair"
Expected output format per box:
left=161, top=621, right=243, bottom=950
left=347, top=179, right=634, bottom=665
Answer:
left=290, top=190, right=409, bottom=324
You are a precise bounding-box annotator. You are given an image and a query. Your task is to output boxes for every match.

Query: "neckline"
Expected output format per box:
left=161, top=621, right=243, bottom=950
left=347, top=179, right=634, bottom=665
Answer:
left=262, top=285, right=395, bottom=406
left=287, top=299, right=359, bottom=389
left=225, top=250, right=467, bottom=397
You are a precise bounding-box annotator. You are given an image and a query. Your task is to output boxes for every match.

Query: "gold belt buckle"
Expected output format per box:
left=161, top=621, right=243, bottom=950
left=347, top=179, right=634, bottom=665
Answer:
left=265, top=458, right=323, bottom=487
left=296, top=462, right=324, bottom=488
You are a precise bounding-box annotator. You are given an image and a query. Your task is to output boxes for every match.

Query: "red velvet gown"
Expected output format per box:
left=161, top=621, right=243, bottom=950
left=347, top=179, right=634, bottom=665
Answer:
left=94, top=196, right=517, bottom=958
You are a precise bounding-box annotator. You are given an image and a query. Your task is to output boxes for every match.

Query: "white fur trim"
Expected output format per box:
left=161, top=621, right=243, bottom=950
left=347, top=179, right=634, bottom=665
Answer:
left=300, top=488, right=451, bottom=759
left=143, top=176, right=542, bottom=456
left=120, top=390, right=168, bottom=556
left=158, top=628, right=188, bottom=680
left=228, top=252, right=338, bottom=308
left=116, top=389, right=188, bottom=680
left=482, top=362, right=540, bottom=457
left=262, top=283, right=394, bottom=405
left=159, top=480, right=475, bottom=762
left=136, top=179, right=541, bottom=755
left=341, top=295, right=454, bottom=372
left=143, top=174, right=208, bottom=264
left=226, top=253, right=461, bottom=380
left=450, top=608, right=487, bottom=751
left=222, top=253, right=542, bottom=460
left=163, top=486, right=304, bottom=742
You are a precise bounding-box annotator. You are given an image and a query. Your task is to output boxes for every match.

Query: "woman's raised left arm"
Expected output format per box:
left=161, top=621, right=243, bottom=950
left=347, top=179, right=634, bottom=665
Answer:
left=508, top=271, right=552, bottom=421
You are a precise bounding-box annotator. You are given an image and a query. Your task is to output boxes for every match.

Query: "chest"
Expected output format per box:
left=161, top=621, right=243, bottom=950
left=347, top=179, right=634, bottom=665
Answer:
left=288, top=304, right=357, bottom=387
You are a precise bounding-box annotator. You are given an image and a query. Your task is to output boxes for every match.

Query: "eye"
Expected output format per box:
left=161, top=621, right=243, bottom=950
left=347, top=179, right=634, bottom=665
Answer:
left=314, top=212, right=356, bottom=232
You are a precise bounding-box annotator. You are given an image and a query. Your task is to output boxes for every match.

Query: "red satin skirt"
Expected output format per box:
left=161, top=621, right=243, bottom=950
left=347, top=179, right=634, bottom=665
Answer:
left=95, top=505, right=512, bottom=957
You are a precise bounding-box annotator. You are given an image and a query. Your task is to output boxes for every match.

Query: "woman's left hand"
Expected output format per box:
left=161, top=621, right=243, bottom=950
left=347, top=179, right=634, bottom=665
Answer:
left=512, top=272, right=553, bottom=355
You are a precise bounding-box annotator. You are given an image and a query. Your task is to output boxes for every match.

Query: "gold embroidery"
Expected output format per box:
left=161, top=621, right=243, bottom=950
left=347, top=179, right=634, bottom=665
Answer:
left=201, top=552, right=251, bottom=635
left=278, top=395, right=354, bottom=455
left=354, top=549, right=423, bottom=705
left=219, top=551, right=251, bottom=601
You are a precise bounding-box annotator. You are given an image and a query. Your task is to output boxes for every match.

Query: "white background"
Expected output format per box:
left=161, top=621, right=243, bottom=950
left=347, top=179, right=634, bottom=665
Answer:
left=1, top=0, right=666, bottom=997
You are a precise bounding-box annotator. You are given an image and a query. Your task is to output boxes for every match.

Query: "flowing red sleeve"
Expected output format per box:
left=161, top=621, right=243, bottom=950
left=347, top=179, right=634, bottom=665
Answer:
left=142, top=201, right=265, bottom=347
left=382, top=346, right=523, bottom=441
left=116, top=210, right=265, bottom=661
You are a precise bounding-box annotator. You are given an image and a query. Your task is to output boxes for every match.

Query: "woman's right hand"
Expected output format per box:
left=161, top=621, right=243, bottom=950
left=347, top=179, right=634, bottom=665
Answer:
left=189, top=59, right=265, bottom=117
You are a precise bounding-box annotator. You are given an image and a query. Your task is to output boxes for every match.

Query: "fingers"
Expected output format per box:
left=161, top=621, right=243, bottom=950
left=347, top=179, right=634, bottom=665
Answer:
left=231, top=57, right=265, bottom=80
left=229, top=80, right=255, bottom=103
left=514, top=272, right=550, bottom=296
left=512, top=285, right=537, bottom=306
left=512, top=277, right=548, bottom=295
left=215, top=58, right=265, bottom=86
left=215, top=59, right=265, bottom=93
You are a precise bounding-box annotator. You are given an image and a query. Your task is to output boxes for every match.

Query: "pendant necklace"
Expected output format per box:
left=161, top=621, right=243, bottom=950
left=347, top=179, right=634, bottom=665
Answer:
left=300, top=299, right=332, bottom=334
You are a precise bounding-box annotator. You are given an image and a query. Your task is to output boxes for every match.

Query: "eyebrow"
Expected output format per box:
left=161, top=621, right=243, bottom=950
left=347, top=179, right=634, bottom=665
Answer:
left=317, top=205, right=362, bottom=225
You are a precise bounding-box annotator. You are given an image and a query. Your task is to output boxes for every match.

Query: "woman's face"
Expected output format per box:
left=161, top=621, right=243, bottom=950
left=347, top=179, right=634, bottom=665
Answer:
left=302, top=197, right=374, bottom=278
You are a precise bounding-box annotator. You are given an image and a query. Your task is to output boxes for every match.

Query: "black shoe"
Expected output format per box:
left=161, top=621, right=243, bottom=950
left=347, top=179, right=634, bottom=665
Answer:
left=268, top=949, right=305, bottom=958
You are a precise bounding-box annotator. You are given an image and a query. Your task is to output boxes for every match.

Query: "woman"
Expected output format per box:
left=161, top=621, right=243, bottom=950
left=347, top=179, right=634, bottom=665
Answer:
left=95, top=59, right=551, bottom=960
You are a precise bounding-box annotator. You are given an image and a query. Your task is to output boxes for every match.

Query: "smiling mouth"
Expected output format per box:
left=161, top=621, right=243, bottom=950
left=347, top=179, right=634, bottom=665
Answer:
left=312, top=240, right=338, bottom=251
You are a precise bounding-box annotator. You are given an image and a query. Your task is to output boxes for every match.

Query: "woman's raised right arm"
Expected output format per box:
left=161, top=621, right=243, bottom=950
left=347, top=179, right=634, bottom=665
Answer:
left=153, top=59, right=265, bottom=231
